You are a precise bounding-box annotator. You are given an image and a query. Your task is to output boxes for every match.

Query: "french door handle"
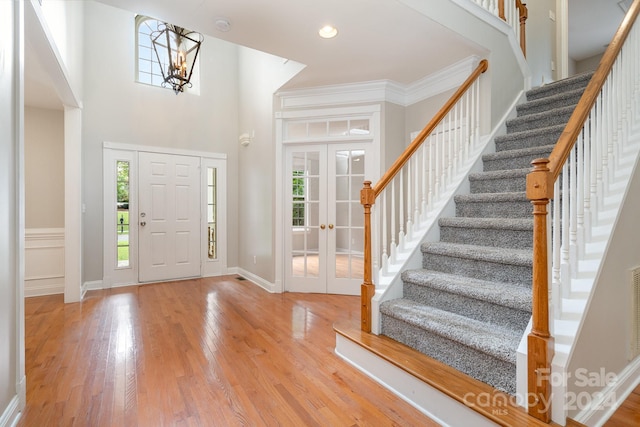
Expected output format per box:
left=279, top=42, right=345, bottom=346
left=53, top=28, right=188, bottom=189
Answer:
left=328, top=224, right=334, bottom=229
left=140, top=221, right=147, bottom=226
left=320, top=224, right=326, bottom=230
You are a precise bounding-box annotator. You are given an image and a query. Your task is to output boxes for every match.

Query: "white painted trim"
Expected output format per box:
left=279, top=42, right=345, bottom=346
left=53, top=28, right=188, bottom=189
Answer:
left=335, top=334, right=497, bottom=427
left=102, top=149, right=138, bottom=289
left=103, top=141, right=227, bottom=160
left=0, top=395, right=21, bottom=427
left=24, top=227, right=65, bottom=296
left=573, top=357, right=640, bottom=426
left=277, top=56, right=482, bottom=109
left=82, top=280, right=104, bottom=295
left=201, top=157, right=228, bottom=278
left=64, top=107, right=82, bottom=303
left=404, top=56, right=481, bottom=105
left=275, top=104, right=381, bottom=120
left=236, top=268, right=276, bottom=293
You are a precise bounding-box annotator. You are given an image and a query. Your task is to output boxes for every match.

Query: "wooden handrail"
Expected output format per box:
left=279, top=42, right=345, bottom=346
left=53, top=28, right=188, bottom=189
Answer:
left=359, top=59, right=488, bottom=333
left=525, top=0, right=640, bottom=421
left=372, top=59, right=488, bottom=198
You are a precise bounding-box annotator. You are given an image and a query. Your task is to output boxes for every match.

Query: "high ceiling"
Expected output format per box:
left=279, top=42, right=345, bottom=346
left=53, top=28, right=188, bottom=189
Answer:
left=25, top=0, right=629, bottom=110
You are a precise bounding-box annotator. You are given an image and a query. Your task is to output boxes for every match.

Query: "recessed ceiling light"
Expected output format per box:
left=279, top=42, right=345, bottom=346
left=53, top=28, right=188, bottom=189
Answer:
left=318, top=25, right=338, bottom=39
left=215, top=18, right=231, bottom=32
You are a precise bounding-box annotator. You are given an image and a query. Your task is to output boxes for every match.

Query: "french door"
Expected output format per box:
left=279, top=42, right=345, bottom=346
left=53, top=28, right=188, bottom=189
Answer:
left=284, top=143, right=370, bottom=295
left=138, top=152, right=201, bottom=282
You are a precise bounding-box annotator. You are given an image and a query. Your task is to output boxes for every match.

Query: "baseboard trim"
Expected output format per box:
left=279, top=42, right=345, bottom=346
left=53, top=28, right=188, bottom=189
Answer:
left=0, top=394, right=21, bottom=427
left=573, top=356, right=640, bottom=426
left=235, top=268, right=276, bottom=293
left=82, top=280, right=104, bottom=297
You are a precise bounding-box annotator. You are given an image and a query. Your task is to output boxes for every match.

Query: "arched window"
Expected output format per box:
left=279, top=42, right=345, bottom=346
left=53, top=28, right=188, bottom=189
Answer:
left=135, top=15, right=200, bottom=92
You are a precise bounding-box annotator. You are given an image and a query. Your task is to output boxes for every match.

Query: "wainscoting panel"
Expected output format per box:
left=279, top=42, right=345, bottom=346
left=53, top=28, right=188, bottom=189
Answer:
left=25, top=228, right=65, bottom=297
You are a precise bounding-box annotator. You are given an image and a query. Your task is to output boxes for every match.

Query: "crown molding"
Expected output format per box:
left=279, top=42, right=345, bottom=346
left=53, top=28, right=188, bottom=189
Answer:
left=277, top=55, right=481, bottom=109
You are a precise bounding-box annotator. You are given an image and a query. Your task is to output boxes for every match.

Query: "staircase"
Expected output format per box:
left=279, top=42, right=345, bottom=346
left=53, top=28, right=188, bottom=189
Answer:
left=379, top=72, right=593, bottom=395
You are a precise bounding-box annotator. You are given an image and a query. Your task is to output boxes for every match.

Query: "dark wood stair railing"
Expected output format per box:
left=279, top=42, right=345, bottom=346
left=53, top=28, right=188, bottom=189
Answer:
left=359, top=58, right=488, bottom=333
left=525, top=0, right=640, bottom=422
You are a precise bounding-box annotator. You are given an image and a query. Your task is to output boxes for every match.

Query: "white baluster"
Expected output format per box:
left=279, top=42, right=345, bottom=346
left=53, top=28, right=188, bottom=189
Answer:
left=553, top=178, right=562, bottom=318
left=390, top=178, right=396, bottom=264
left=414, top=155, right=420, bottom=227
left=381, top=190, right=388, bottom=275
left=421, top=145, right=428, bottom=220
left=406, top=160, right=413, bottom=240
left=399, top=169, right=405, bottom=251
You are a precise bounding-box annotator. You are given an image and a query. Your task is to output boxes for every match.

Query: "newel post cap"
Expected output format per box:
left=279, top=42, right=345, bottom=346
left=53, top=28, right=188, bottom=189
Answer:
left=526, top=158, right=554, bottom=200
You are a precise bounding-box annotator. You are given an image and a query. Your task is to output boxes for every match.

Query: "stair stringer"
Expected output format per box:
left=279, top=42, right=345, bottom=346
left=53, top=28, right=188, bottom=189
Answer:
left=370, top=91, right=526, bottom=336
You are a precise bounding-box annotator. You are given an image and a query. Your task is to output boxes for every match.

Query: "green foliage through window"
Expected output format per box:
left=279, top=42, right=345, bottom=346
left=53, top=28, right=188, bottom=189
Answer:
left=292, top=170, right=305, bottom=227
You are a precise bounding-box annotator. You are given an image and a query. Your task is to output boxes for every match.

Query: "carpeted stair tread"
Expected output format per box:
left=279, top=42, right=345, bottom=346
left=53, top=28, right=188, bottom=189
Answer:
left=454, top=191, right=532, bottom=218
left=439, top=216, right=532, bottom=231
left=421, top=242, right=532, bottom=267
left=402, top=269, right=532, bottom=313
left=525, top=72, right=593, bottom=101
left=439, top=217, right=533, bottom=249
left=482, top=144, right=555, bottom=171
left=454, top=191, right=528, bottom=203
left=494, top=124, right=564, bottom=152
left=516, top=87, right=584, bottom=116
left=469, top=168, right=530, bottom=193
left=506, top=105, right=575, bottom=133
left=469, top=168, right=530, bottom=181
left=380, top=299, right=522, bottom=365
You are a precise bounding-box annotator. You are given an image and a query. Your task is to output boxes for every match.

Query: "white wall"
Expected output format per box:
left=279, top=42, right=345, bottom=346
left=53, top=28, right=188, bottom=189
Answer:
left=81, top=1, right=241, bottom=284
left=40, top=0, right=84, bottom=100
left=24, top=107, right=64, bottom=229
left=526, top=0, right=557, bottom=86
left=0, top=0, right=25, bottom=424
left=236, top=47, right=304, bottom=283
left=401, top=0, right=526, bottom=131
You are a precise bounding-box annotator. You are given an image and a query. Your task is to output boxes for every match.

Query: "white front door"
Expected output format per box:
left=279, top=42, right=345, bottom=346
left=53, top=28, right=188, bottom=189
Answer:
left=284, top=144, right=369, bottom=295
left=138, top=152, right=201, bottom=282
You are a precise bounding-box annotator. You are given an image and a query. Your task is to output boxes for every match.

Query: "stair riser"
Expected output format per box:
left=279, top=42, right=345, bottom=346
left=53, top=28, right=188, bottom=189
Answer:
left=404, top=282, right=531, bottom=330
left=506, top=109, right=573, bottom=133
left=381, top=315, right=517, bottom=394
left=439, top=226, right=533, bottom=249
left=422, top=252, right=532, bottom=286
left=517, top=93, right=582, bottom=116
left=483, top=151, right=552, bottom=171
left=470, top=176, right=526, bottom=193
left=455, top=200, right=532, bottom=218
left=495, top=129, right=562, bottom=152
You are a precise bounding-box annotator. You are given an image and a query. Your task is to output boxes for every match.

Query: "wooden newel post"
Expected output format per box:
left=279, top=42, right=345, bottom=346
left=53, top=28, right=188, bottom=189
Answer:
left=526, top=158, right=554, bottom=422
left=361, top=181, right=376, bottom=333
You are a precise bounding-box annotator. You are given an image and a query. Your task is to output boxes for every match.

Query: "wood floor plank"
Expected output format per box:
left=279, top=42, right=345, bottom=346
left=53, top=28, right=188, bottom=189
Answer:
left=19, top=276, right=435, bottom=426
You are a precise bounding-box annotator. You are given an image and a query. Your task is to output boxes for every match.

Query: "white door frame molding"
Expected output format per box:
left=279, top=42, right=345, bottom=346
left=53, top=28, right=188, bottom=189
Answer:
left=102, top=142, right=227, bottom=288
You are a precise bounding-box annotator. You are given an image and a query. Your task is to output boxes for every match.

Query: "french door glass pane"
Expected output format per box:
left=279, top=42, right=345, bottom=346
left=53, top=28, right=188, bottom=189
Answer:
left=290, top=151, right=321, bottom=279
left=334, top=150, right=364, bottom=280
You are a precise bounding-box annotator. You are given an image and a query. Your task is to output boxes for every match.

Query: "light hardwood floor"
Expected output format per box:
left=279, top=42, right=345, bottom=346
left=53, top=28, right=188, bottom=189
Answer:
left=19, top=275, right=435, bottom=426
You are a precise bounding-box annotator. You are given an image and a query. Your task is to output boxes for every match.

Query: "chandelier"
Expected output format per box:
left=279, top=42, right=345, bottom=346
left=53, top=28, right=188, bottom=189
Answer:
left=151, top=23, right=203, bottom=94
